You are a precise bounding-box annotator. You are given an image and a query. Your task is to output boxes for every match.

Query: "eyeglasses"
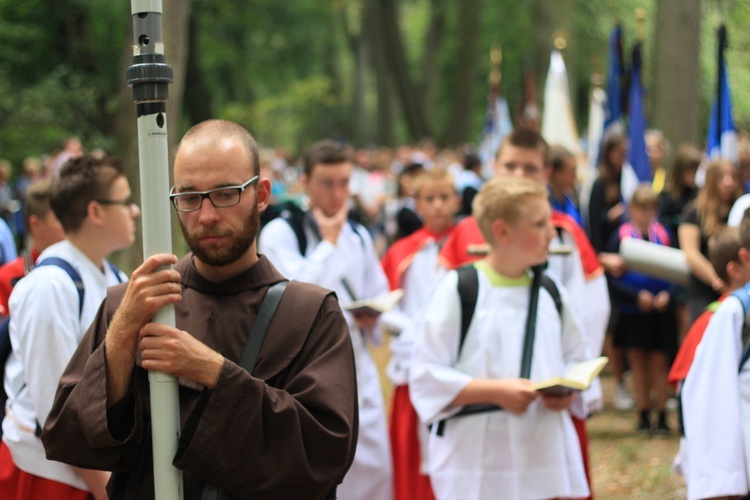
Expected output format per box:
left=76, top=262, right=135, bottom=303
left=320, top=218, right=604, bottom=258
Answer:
left=96, top=196, right=137, bottom=207
left=169, top=176, right=259, bottom=213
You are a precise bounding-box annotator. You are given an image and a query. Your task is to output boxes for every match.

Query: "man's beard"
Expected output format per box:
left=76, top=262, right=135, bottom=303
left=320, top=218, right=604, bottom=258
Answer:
left=180, top=203, right=259, bottom=267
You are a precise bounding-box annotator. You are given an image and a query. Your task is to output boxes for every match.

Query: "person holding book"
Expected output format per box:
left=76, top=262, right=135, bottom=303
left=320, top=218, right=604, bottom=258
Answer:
left=409, top=176, right=590, bottom=500
left=380, top=168, right=459, bottom=500
left=259, top=140, right=393, bottom=500
left=438, top=129, right=608, bottom=495
left=605, top=185, right=677, bottom=433
left=680, top=209, right=750, bottom=500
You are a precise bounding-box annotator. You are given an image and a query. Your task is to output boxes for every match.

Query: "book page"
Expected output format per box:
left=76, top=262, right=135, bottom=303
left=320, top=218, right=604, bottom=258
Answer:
left=562, top=356, right=609, bottom=387
left=342, top=289, right=404, bottom=315
left=533, top=356, right=609, bottom=393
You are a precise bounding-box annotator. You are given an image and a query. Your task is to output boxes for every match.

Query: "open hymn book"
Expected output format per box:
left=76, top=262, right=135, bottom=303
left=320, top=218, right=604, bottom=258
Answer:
left=533, top=356, right=609, bottom=397
left=342, top=289, right=404, bottom=316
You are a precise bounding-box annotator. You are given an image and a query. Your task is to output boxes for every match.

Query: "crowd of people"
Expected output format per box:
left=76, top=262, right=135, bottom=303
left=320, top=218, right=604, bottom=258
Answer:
left=0, top=122, right=748, bottom=499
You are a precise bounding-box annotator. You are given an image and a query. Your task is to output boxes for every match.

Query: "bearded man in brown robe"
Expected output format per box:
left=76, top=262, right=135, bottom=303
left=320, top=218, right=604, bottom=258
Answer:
left=41, top=120, right=358, bottom=500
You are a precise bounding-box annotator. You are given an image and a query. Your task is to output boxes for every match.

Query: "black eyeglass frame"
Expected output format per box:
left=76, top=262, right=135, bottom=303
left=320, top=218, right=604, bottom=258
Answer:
left=169, top=175, right=260, bottom=213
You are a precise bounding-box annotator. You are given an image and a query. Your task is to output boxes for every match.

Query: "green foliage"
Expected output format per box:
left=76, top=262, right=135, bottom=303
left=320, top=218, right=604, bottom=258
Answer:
left=0, top=0, right=125, bottom=167
left=219, top=74, right=341, bottom=150
left=193, top=0, right=335, bottom=104
left=0, top=0, right=748, bottom=160
left=0, top=66, right=113, bottom=168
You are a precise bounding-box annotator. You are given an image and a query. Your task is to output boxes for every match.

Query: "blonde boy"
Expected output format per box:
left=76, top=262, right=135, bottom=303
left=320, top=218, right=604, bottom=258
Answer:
left=381, top=168, right=459, bottom=500
left=409, top=177, right=589, bottom=500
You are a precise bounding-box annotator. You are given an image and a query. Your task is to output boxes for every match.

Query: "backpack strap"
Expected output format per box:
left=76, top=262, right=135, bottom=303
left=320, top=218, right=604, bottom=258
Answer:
left=238, top=280, right=289, bottom=375
left=36, top=257, right=84, bottom=317
left=106, top=261, right=124, bottom=284
left=283, top=211, right=366, bottom=258
left=347, top=218, right=366, bottom=248
left=733, top=287, right=750, bottom=372
left=283, top=214, right=308, bottom=256
left=520, top=265, right=545, bottom=379
left=456, top=265, right=479, bottom=359
left=540, top=274, right=562, bottom=317
left=202, top=279, right=289, bottom=500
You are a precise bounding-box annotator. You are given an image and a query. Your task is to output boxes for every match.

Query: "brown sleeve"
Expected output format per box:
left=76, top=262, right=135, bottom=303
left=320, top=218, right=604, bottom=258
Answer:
left=173, top=292, right=358, bottom=499
left=42, top=284, right=145, bottom=472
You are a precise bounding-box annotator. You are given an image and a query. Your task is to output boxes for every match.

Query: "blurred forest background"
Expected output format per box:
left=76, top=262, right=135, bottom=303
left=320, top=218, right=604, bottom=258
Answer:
left=0, top=0, right=745, bottom=169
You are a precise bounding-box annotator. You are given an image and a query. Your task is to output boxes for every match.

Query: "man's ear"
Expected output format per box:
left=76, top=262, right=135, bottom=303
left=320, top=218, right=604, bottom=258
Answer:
left=544, top=165, right=552, bottom=184
left=256, top=177, right=272, bottom=212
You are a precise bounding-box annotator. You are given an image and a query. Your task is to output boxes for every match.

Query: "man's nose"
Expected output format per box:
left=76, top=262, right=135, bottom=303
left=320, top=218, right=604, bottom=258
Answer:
left=197, top=198, right=221, bottom=223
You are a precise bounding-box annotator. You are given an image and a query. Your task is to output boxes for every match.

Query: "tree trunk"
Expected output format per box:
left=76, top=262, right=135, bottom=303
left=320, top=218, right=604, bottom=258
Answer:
left=418, top=0, right=448, bottom=128
left=443, top=0, right=481, bottom=146
left=370, top=0, right=395, bottom=146
left=184, top=13, right=213, bottom=125
left=378, top=0, right=429, bottom=141
left=651, top=0, right=701, bottom=155
left=111, top=0, right=191, bottom=271
left=339, top=2, right=371, bottom=145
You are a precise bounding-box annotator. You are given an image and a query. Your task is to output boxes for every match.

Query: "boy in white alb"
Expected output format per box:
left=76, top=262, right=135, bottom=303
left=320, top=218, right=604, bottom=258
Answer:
left=0, top=156, right=137, bottom=499
left=381, top=168, right=459, bottom=500
left=259, top=140, right=392, bottom=500
left=409, top=177, right=590, bottom=500
left=680, top=209, right=750, bottom=500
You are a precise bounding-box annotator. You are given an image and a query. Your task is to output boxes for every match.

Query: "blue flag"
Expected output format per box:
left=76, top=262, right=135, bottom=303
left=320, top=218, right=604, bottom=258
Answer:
left=706, top=24, right=738, bottom=165
left=619, top=42, right=650, bottom=204
left=626, top=43, right=650, bottom=184
left=477, top=92, right=513, bottom=179
left=604, top=26, right=624, bottom=132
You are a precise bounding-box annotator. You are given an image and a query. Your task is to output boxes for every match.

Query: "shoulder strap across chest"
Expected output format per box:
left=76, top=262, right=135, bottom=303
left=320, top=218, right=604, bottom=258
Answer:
left=456, top=264, right=562, bottom=359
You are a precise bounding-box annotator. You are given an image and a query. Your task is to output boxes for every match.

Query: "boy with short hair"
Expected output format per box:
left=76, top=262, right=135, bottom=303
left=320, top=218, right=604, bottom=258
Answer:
left=669, top=226, right=750, bottom=480
left=669, top=226, right=748, bottom=392
left=381, top=168, right=459, bottom=500
left=680, top=209, right=750, bottom=499
left=409, top=176, right=590, bottom=500
left=0, top=155, right=136, bottom=499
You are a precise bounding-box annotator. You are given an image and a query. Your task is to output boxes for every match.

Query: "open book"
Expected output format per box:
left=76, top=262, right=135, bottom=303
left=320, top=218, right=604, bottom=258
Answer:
left=533, top=356, right=609, bottom=397
left=342, top=289, right=404, bottom=316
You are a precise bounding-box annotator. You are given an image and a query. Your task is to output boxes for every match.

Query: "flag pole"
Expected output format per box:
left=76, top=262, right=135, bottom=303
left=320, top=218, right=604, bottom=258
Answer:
left=489, top=44, right=502, bottom=96
left=635, top=8, right=646, bottom=41
left=716, top=23, right=727, bottom=151
left=126, top=1, right=183, bottom=498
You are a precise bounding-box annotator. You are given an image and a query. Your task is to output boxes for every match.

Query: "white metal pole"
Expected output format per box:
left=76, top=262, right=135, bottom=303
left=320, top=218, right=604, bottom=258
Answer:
left=127, top=1, right=183, bottom=498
